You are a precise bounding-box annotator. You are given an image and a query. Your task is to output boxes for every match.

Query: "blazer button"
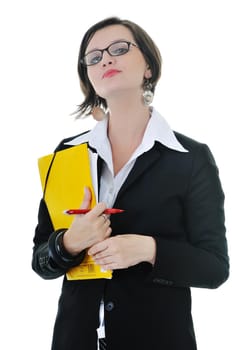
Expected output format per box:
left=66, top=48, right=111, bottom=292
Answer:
left=105, top=301, right=114, bottom=312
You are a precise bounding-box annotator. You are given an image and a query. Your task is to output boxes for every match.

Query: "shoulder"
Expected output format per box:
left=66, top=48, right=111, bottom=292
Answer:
left=54, top=130, right=91, bottom=152
left=174, top=131, right=211, bottom=155
left=174, top=131, right=204, bottom=150
left=173, top=131, right=217, bottom=167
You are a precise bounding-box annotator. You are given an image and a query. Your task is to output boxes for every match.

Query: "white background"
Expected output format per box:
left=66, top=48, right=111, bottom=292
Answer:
left=0, top=0, right=231, bottom=349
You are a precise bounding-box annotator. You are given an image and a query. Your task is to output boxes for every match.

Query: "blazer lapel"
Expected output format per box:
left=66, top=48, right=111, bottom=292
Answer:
left=116, top=145, right=161, bottom=201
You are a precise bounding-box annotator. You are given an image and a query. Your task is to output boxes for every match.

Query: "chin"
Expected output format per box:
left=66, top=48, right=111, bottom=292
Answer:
left=98, top=85, right=134, bottom=101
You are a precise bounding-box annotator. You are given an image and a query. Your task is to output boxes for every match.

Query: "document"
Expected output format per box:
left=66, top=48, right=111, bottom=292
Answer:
left=38, top=143, right=112, bottom=280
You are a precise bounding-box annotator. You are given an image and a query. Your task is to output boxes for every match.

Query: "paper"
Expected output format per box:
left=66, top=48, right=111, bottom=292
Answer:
left=38, top=143, right=112, bottom=280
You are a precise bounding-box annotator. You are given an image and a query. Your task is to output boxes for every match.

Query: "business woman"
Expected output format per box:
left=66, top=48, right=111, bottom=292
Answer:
left=32, top=17, right=229, bottom=350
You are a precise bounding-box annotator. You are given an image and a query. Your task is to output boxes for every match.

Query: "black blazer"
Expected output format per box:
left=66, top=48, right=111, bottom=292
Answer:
left=32, top=132, right=229, bottom=350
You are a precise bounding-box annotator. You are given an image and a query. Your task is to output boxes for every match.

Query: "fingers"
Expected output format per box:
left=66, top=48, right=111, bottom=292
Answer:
left=86, top=202, right=107, bottom=219
left=88, top=239, right=116, bottom=270
left=101, top=213, right=108, bottom=222
left=80, top=186, right=92, bottom=209
left=88, top=240, right=109, bottom=256
left=79, top=186, right=110, bottom=219
left=66, top=191, right=111, bottom=252
left=88, top=235, right=144, bottom=270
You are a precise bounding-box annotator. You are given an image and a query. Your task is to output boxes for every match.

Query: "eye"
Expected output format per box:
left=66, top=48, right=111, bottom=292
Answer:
left=86, top=51, right=102, bottom=65
left=110, top=42, right=128, bottom=56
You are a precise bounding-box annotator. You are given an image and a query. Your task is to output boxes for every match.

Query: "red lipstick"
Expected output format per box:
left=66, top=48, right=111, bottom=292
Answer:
left=102, top=69, right=121, bottom=79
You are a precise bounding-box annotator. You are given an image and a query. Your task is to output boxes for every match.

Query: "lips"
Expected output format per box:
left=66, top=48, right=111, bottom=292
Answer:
left=102, top=69, right=121, bottom=79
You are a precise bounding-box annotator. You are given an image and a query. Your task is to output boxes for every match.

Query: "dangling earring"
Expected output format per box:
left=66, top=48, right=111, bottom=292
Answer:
left=142, top=81, right=154, bottom=106
left=91, top=96, right=106, bottom=121
left=91, top=106, right=106, bottom=121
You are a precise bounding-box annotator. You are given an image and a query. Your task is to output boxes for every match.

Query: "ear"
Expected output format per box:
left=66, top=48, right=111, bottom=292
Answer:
left=144, top=67, right=152, bottom=79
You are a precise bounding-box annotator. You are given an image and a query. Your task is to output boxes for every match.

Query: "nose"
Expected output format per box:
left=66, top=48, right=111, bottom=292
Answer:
left=101, top=50, right=114, bottom=67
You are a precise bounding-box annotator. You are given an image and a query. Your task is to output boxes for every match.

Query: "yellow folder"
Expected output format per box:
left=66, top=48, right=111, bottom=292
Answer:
left=38, top=143, right=112, bottom=280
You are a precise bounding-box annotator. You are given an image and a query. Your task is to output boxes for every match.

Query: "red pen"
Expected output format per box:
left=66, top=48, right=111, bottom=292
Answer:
left=63, top=208, right=124, bottom=215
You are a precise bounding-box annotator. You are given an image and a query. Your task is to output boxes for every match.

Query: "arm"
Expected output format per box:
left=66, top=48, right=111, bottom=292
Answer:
left=152, top=144, right=229, bottom=288
left=32, top=199, right=86, bottom=280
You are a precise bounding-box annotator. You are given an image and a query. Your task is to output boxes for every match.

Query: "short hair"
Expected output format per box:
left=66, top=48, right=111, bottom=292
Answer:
left=76, top=17, right=162, bottom=117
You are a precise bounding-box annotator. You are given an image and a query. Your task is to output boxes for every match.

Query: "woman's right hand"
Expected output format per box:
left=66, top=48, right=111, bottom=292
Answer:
left=63, top=187, right=112, bottom=255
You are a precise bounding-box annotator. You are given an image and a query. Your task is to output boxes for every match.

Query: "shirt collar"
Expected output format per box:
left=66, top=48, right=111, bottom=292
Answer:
left=143, top=108, right=188, bottom=152
left=64, top=107, right=188, bottom=154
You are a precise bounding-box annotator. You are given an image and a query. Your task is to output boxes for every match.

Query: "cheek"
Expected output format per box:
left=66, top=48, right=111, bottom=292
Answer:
left=126, top=56, right=147, bottom=82
left=87, top=68, right=99, bottom=90
left=87, top=70, right=108, bottom=97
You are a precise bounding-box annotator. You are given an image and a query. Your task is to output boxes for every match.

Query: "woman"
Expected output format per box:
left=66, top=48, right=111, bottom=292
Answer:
left=32, top=17, right=229, bottom=350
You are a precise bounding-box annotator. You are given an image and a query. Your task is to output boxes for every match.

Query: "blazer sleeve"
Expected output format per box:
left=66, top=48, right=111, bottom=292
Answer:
left=32, top=200, right=86, bottom=280
left=151, top=143, right=229, bottom=289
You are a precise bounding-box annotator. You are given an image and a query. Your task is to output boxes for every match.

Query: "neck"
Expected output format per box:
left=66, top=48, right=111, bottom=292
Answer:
left=107, top=94, right=151, bottom=144
left=105, top=93, right=152, bottom=175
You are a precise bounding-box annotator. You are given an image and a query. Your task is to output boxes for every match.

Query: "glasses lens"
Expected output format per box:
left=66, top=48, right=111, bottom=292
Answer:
left=109, top=42, right=129, bottom=56
left=84, top=51, right=102, bottom=66
left=82, top=41, right=132, bottom=66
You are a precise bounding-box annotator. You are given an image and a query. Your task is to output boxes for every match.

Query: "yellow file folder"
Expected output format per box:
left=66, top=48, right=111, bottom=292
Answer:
left=38, top=143, right=112, bottom=280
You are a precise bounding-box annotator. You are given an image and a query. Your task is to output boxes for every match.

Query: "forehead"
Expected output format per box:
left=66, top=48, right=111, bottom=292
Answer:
left=86, top=25, right=134, bottom=51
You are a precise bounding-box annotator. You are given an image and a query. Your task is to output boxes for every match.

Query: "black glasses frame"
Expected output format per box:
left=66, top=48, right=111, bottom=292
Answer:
left=81, top=40, right=138, bottom=66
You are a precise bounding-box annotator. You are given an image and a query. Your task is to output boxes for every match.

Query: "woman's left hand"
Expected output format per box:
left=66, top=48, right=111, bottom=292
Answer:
left=88, top=234, right=156, bottom=270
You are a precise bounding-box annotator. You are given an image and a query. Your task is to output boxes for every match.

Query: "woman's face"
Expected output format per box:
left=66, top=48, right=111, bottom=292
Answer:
left=85, top=25, right=151, bottom=100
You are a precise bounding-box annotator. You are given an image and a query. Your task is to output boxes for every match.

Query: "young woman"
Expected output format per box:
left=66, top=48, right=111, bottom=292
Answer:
left=32, top=17, right=229, bottom=350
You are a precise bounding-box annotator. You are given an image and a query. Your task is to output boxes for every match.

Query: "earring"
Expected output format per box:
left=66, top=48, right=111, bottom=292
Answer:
left=91, top=96, right=106, bottom=121
left=142, top=82, right=154, bottom=106
left=91, top=106, right=106, bottom=121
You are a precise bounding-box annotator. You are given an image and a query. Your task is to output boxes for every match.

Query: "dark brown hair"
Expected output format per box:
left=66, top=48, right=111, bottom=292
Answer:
left=76, top=17, right=162, bottom=117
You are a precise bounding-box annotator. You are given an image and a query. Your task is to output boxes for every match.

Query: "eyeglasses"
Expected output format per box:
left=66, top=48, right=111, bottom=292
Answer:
left=81, top=40, right=138, bottom=66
